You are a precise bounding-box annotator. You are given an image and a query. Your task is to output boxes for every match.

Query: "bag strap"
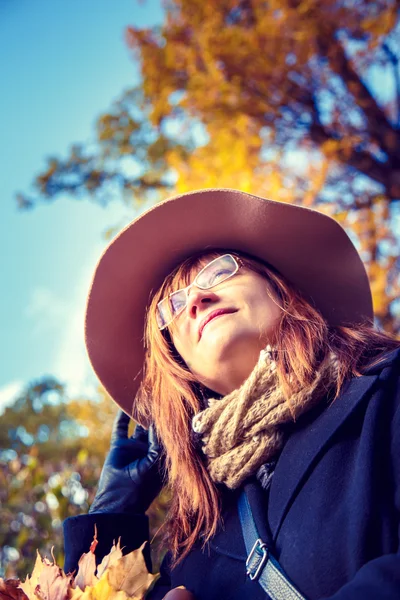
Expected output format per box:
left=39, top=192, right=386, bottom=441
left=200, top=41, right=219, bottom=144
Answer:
left=238, top=490, right=306, bottom=600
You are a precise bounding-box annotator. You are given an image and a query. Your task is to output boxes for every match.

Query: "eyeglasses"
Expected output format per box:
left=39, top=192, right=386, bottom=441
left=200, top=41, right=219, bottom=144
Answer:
left=156, top=254, right=241, bottom=330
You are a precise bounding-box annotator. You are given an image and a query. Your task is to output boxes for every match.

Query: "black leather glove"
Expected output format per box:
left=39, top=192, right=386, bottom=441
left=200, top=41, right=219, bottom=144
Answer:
left=89, top=410, right=165, bottom=515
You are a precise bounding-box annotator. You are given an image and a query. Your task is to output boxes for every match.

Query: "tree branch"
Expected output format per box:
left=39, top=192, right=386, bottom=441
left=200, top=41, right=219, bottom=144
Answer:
left=318, top=31, right=397, bottom=155
left=382, top=41, right=400, bottom=128
left=309, top=120, right=398, bottom=196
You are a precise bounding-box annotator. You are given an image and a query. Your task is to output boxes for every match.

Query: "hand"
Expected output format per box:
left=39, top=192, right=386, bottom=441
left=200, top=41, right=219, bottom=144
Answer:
left=89, top=410, right=165, bottom=515
left=163, top=588, right=196, bottom=600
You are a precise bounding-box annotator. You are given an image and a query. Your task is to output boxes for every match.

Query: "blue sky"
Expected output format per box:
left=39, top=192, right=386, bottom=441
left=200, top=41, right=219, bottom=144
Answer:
left=0, top=0, right=164, bottom=410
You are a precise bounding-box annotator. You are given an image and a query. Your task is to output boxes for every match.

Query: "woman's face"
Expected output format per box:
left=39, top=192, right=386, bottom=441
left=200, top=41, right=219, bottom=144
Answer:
left=169, top=258, right=282, bottom=395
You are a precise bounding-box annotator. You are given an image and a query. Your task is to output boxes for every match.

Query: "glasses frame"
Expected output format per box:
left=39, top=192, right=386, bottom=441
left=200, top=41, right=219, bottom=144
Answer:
left=156, top=253, right=241, bottom=330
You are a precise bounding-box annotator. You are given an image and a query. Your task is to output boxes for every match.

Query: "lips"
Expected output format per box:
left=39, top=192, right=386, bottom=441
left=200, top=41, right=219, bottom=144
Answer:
left=198, top=308, right=237, bottom=339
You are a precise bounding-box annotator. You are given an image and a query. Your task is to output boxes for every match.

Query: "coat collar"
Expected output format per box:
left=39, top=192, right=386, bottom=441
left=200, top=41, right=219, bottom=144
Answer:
left=361, top=346, right=400, bottom=374
left=268, top=372, right=380, bottom=540
left=267, top=347, right=400, bottom=539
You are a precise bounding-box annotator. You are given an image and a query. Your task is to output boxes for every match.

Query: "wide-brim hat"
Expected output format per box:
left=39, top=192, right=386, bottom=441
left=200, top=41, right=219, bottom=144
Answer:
left=85, top=188, right=373, bottom=422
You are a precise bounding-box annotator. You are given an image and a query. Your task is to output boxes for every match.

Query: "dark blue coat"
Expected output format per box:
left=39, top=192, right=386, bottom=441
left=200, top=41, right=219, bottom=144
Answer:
left=64, top=348, right=400, bottom=599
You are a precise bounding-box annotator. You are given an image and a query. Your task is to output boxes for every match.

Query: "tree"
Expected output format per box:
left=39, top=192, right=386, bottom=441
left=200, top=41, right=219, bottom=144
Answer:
left=0, top=378, right=169, bottom=579
left=20, top=1, right=400, bottom=332
left=126, top=0, right=400, bottom=331
left=0, top=378, right=114, bottom=578
left=128, top=0, right=400, bottom=197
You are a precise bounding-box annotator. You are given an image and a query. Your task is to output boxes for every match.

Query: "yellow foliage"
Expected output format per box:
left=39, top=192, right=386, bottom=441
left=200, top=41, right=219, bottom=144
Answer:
left=65, top=389, right=120, bottom=456
left=77, top=448, right=89, bottom=466
left=71, top=574, right=128, bottom=600
left=361, top=5, right=397, bottom=37
left=19, top=552, right=44, bottom=598
left=107, top=543, right=158, bottom=598
left=321, top=139, right=340, bottom=157
left=11, top=538, right=159, bottom=600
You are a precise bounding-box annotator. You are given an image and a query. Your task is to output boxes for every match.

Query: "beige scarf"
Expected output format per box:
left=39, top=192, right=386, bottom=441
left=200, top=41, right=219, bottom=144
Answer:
left=192, top=346, right=339, bottom=489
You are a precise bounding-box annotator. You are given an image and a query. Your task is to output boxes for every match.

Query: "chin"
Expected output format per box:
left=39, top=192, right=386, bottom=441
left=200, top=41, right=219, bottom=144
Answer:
left=201, top=331, right=239, bottom=354
left=201, top=332, right=254, bottom=369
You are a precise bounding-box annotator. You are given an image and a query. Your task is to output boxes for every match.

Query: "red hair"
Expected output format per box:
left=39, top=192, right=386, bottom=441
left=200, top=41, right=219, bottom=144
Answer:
left=136, top=250, right=399, bottom=564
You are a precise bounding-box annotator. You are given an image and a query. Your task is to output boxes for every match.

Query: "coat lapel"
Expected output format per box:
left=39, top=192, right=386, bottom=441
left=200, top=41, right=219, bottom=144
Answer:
left=268, top=371, right=380, bottom=541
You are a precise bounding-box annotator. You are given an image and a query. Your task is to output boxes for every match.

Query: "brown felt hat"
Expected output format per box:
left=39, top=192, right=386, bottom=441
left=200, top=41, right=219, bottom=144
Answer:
left=85, top=188, right=373, bottom=422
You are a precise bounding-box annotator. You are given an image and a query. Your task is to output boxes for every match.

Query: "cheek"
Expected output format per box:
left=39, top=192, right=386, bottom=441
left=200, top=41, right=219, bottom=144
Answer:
left=265, top=300, right=282, bottom=330
left=170, top=331, right=191, bottom=365
left=251, top=288, right=281, bottom=325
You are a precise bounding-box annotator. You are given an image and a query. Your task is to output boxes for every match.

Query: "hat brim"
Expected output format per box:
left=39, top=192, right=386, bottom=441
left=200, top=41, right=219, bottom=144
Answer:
left=85, top=189, right=373, bottom=422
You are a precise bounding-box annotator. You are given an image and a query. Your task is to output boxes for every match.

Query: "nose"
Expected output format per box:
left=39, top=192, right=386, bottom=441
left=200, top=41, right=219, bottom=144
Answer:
left=186, top=287, right=218, bottom=319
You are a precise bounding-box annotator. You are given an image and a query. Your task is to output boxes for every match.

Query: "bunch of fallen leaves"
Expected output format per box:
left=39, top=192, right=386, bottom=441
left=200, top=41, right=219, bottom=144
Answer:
left=0, top=531, right=159, bottom=600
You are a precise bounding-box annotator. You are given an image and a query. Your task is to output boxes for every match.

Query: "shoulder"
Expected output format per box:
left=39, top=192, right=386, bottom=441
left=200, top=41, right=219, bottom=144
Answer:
left=354, top=346, right=400, bottom=423
left=361, top=346, right=400, bottom=376
left=336, top=346, right=400, bottom=423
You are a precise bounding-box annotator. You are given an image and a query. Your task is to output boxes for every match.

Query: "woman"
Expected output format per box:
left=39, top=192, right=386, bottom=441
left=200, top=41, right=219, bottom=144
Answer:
left=64, top=189, right=400, bottom=599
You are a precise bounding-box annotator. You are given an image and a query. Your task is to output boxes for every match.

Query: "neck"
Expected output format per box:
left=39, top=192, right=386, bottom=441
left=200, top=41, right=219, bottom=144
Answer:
left=192, top=348, right=339, bottom=490
left=208, top=342, right=269, bottom=395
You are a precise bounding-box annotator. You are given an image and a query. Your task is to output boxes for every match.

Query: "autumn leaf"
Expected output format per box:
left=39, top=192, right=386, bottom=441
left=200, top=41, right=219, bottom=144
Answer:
left=96, top=539, right=123, bottom=579
left=3, top=534, right=158, bottom=600
left=70, top=573, right=129, bottom=600
left=19, top=551, right=45, bottom=599
left=107, top=542, right=158, bottom=598
left=0, top=578, right=29, bottom=600
left=74, top=529, right=98, bottom=591
left=34, top=561, right=73, bottom=600
left=18, top=550, right=73, bottom=600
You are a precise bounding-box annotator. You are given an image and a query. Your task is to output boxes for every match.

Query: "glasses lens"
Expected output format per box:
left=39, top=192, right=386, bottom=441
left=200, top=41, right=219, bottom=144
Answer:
left=156, top=297, right=172, bottom=330
left=169, top=289, right=187, bottom=316
left=156, top=289, right=187, bottom=330
left=196, top=254, right=238, bottom=289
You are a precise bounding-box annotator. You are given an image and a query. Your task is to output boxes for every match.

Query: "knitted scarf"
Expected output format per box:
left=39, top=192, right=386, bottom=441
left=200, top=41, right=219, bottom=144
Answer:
left=191, top=346, right=340, bottom=490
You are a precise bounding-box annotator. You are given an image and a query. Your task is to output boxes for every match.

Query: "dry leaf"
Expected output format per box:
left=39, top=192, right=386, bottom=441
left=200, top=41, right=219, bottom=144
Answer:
left=68, top=587, right=85, bottom=600
left=74, top=529, right=98, bottom=591
left=90, top=573, right=130, bottom=600
left=4, top=529, right=158, bottom=600
left=34, top=561, right=73, bottom=600
left=69, top=587, right=86, bottom=600
left=20, top=551, right=45, bottom=598
left=74, top=553, right=97, bottom=593
left=0, top=578, right=29, bottom=600
left=107, top=542, right=157, bottom=599
left=69, top=574, right=130, bottom=600
left=19, top=550, right=73, bottom=600
left=96, top=539, right=123, bottom=579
